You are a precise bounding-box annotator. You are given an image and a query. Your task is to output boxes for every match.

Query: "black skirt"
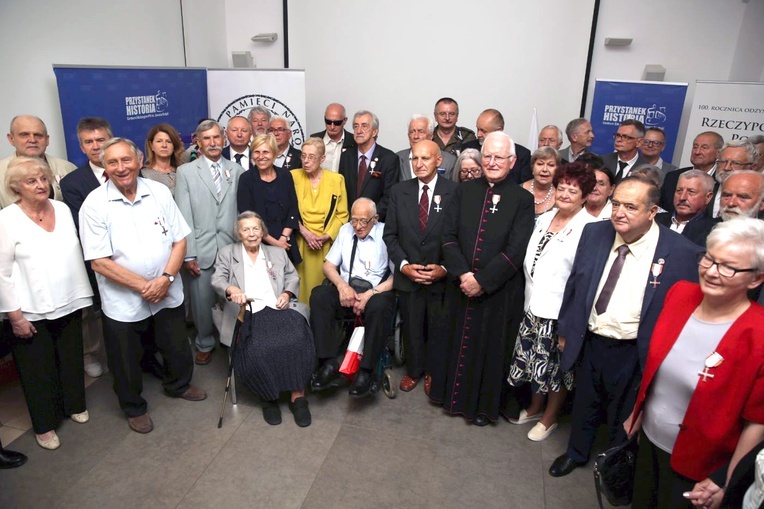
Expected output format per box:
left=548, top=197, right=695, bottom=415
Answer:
left=234, top=306, right=314, bottom=401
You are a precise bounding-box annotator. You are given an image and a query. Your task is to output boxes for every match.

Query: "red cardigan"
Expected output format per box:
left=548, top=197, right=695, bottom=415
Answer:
left=632, top=281, right=764, bottom=481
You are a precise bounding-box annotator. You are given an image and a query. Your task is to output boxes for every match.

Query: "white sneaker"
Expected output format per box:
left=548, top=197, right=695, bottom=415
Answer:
left=527, top=422, right=558, bottom=441
left=508, top=409, right=543, bottom=425
left=84, top=362, right=103, bottom=378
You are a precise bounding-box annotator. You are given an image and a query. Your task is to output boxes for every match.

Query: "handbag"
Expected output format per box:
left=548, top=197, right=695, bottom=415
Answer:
left=593, top=435, right=638, bottom=508
left=339, top=317, right=365, bottom=376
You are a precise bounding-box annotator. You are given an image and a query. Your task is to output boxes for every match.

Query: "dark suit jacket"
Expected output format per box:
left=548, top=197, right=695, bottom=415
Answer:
left=682, top=216, right=721, bottom=247
left=557, top=220, right=703, bottom=372
left=309, top=129, right=356, bottom=150
left=383, top=176, right=458, bottom=293
left=276, top=146, right=302, bottom=171
left=222, top=146, right=249, bottom=170
left=60, top=163, right=101, bottom=230
left=395, top=148, right=457, bottom=181
left=601, top=152, right=650, bottom=183
left=339, top=143, right=400, bottom=222
left=461, top=139, right=533, bottom=185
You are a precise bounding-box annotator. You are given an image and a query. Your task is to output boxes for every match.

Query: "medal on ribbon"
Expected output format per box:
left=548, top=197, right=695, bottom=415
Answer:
left=490, top=194, right=501, bottom=213
left=433, top=195, right=442, bottom=212
left=364, top=260, right=372, bottom=276
left=698, top=351, right=724, bottom=382
left=649, top=258, right=665, bottom=288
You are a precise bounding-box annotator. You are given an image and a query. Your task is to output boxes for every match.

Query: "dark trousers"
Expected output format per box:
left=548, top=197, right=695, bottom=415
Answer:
left=567, top=333, right=640, bottom=463
left=310, top=284, right=396, bottom=371
left=6, top=311, right=85, bottom=434
left=101, top=305, right=193, bottom=417
left=632, top=432, right=696, bottom=509
left=398, top=288, right=447, bottom=378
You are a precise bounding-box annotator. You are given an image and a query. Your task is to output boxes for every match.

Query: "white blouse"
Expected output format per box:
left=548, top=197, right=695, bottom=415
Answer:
left=242, top=244, right=277, bottom=313
left=0, top=200, right=93, bottom=320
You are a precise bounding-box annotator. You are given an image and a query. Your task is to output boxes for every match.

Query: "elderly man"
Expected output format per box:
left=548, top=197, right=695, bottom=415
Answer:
left=748, top=134, right=764, bottom=172
left=222, top=116, right=252, bottom=170
left=559, top=118, right=595, bottom=163
left=248, top=106, right=271, bottom=136
left=310, top=103, right=356, bottom=172
left=269, top=116, right=301, bottom=170
left=0, top=115, right=75, bottom=208
left=549, top=177, right=702, bottom=477
left=338, top=110, right=400, bottom=221
left=432, top=97, right=477, bottom=156
left=384, top=140, right=457, bottom=393
left=683, top=170, right=764, bottom=246
left=660, top=131, right=723, bottom=213
left=309, top=198, right=396, bottom=398
left=462, top=108, right=533, bottom=184
left=538, top=125, right=563, bottom=150
left=654, top=169, right=714, bottom=233
left=431, top=131, right=533, bottom=426
left=601, top=119, right=649, bottom=182
left=396, top=115, right=456, bottom=180
left=639, top=127, right=678, bottom=184
left=175, top=120, right=243, bottom=365
left=79, top=138, right=206, bottom=434
left=709, top=139, right=759, bottom=217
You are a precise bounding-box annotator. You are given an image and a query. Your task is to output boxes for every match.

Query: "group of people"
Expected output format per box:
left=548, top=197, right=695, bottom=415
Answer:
left=1, top=100, right=763, bottom=509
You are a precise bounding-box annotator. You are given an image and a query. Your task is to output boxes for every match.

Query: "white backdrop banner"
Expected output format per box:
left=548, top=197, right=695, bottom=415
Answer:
left=680, top=81, right=764, bottom=167
left=207, top=69, right=307, bottom=148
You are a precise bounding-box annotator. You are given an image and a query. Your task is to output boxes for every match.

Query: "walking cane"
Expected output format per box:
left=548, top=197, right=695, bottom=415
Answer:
left=217, top=300, right=252, bottom=428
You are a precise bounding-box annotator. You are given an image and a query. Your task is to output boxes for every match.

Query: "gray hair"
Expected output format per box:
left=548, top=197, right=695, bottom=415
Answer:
left=9, top=115, right=47, bottom=135
left=630, top=164, right=662, bottom=187
left=706, top=216, right=764, bottom=274
left=100, top=137, right=142, bottom=165
left=678, top=169, right=715, bottom=194
left=721, top=139, right=759, bottom=164
left=351, top=197, right=377, bottom=217
left=234, top=210, right=268, bottom=239
left=409, top=114, right=436, bottom=135
left=269, top=115, right=290, bottom=128
left=353, top=110, right=379, bottom=131
left=453, top=148, right=482, bottom=182
left=481, top=131, right=516, bottom=157
left=4, top=156, right=53, bottom=201
left=531, top=147, right=561, bottom=167
left=747, top=135, right=764, bottom=145
left=195, top=119, right=224, bottom=138
left=540, top=124, right=563, bottom=142
left=565, top=118, right=590, bottom=141
left=695, top=131, right=725, bottom=150
left=248, top=106, right=271, bottom=122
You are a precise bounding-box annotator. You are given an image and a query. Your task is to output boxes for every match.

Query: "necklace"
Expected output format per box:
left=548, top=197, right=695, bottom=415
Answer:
left=18, top=201, right=46, bottom=222
left=529, top=180, right=554, bottom=205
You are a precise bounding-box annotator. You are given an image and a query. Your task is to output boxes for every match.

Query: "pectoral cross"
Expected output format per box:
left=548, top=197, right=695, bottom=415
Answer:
left=698, top=368, right=715, bottom=382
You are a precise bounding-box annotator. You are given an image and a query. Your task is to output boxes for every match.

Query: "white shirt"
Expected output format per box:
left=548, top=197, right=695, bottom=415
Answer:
left=325, top=222, right=390, bottom=287
left=89, top=161, right=107, bottom=185
left=242, top=244, right=277, bottom=313
left=323, top=133, right=345, bottom=172
left=0, top=200, right=93, bottom=320
left=79, top=178, right=191, bottom=322
left=618, top=152, right=640, bottom=178
left=229, top=148, right=250, bottom=170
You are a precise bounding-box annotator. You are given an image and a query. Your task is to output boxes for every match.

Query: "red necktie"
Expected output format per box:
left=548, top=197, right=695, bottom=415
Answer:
left=357, top=155, right=367, bottom=196
left=419, top=184, right=429, bottom=233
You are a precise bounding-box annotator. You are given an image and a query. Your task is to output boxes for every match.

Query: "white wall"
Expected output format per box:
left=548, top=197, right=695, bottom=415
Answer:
left=585, top=0, right=752, bottom=164
left=224, top=0, right=284, bottom=69
left=182, top=0, right=229, bottom=68
left=0, top=0, right=186, bottom=159
left=729, top=0, right=764, bottom=82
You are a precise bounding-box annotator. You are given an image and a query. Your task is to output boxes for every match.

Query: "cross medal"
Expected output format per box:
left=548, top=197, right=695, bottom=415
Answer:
left=433, top=195, right=442, bottom=212
left=698, top=351, right=724, bottom=382
left=649, top=259, right=665, bottom=287
left=490, top=194, right=501, bottom=214
left=364, top=260, right=372, bottom=276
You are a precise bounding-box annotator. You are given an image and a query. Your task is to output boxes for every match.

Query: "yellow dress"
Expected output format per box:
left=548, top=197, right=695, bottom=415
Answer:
left=291, top=168, right=349, bottom=305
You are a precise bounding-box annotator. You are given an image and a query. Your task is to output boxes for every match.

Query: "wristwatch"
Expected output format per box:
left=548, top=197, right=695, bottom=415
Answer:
left=162, top=272, right=175, bottom=283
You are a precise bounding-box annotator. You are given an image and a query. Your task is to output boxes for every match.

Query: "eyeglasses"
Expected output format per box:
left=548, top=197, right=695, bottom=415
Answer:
left=697, top=253, right=758, bottom=278
left=325, top=118, right=344, bottom=126
left=301, top=154, right=318, bottom=161
left=350, top=217, right=375, bottom=227
left=268, top=128, right=288, bottom=134
left=642, top=140, right=664, bottom=147
left=716, top=159, right=752, bottom=170
left=613, top=133, right=639, bottom=141
left=481, top=154, right=513, bottom=164
left=460, top=168, right=481, bottom=176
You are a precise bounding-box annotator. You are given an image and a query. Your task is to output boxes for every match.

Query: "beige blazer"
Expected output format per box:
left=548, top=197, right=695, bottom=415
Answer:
left=211, top=243, right=307, bottom=346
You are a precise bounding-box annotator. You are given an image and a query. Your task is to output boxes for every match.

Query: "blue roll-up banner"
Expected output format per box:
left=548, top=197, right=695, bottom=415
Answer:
left=53, top=65, right=208, bottom=167
left=590, top=80, right=688, bottom=163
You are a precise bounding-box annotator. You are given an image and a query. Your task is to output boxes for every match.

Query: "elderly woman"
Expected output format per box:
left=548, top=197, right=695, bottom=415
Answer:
left=0, top=157, right=93, bottom=450
left=237, top=134, right=302, bottom=265
left=212, top=211, right=314, bottom=427
left=508, top=162, right=596, bottom=441
left=142, top=124, right=185, bottom=195
left=624, top=217, right=764, bottom=509
left=291, top=137, right=348, bottom=304
left=452, top=148, right=482, bottom=182
left=522, top=147, right=561, bottom=218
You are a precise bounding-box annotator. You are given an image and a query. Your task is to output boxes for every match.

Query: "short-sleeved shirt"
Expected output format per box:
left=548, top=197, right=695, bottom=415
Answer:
left=325, top=222, right=390, bottom=287
left=79, top=177, right=191, bottom=322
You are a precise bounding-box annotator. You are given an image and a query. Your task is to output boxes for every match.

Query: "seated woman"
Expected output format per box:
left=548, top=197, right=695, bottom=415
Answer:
left=452, top=148, right=483, bottom=182
left=521, top=147, right=560, bottom=219
left=0, top=157, right=94, bottom=450
left=625, top=217, right=764, bottom=508
left=212, top=211, right=314, bottom=427
left=508, top=162, right=596, bottom=441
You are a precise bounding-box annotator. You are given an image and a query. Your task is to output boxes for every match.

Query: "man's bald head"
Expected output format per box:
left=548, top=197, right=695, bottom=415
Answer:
left=7, top=115, right=49, bottom=157
left=476, top=109, right=505, bottom=144
left=411, top=140, right=442, bottom=184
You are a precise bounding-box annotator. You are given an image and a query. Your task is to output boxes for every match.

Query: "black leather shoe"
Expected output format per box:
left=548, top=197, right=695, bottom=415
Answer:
left=0, top=448, right=27, bottom=469
left=349, top=370, right=373, bottom=398
left=473, top=415, right=490, bottom=427
left=549, top=453, right=584, bottom=477
left=311, top=360, right=340, bottom=392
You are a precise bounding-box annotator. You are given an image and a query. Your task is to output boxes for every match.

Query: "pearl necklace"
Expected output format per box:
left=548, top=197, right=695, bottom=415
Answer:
left=529, top=180, right=554, bottom=206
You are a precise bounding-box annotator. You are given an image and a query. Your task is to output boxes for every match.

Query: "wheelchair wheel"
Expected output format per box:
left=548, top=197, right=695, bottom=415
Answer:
left=393, top=318, right=404, bottom=366
left=382, top=369, right=397, bottom=399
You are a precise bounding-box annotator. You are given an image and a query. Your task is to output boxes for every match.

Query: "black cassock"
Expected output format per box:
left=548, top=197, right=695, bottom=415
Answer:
left=429, top=177, right=533, bottom=422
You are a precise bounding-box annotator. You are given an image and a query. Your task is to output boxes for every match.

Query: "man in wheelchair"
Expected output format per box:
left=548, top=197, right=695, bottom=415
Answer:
left=309, top=198, right=395, bottom=397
